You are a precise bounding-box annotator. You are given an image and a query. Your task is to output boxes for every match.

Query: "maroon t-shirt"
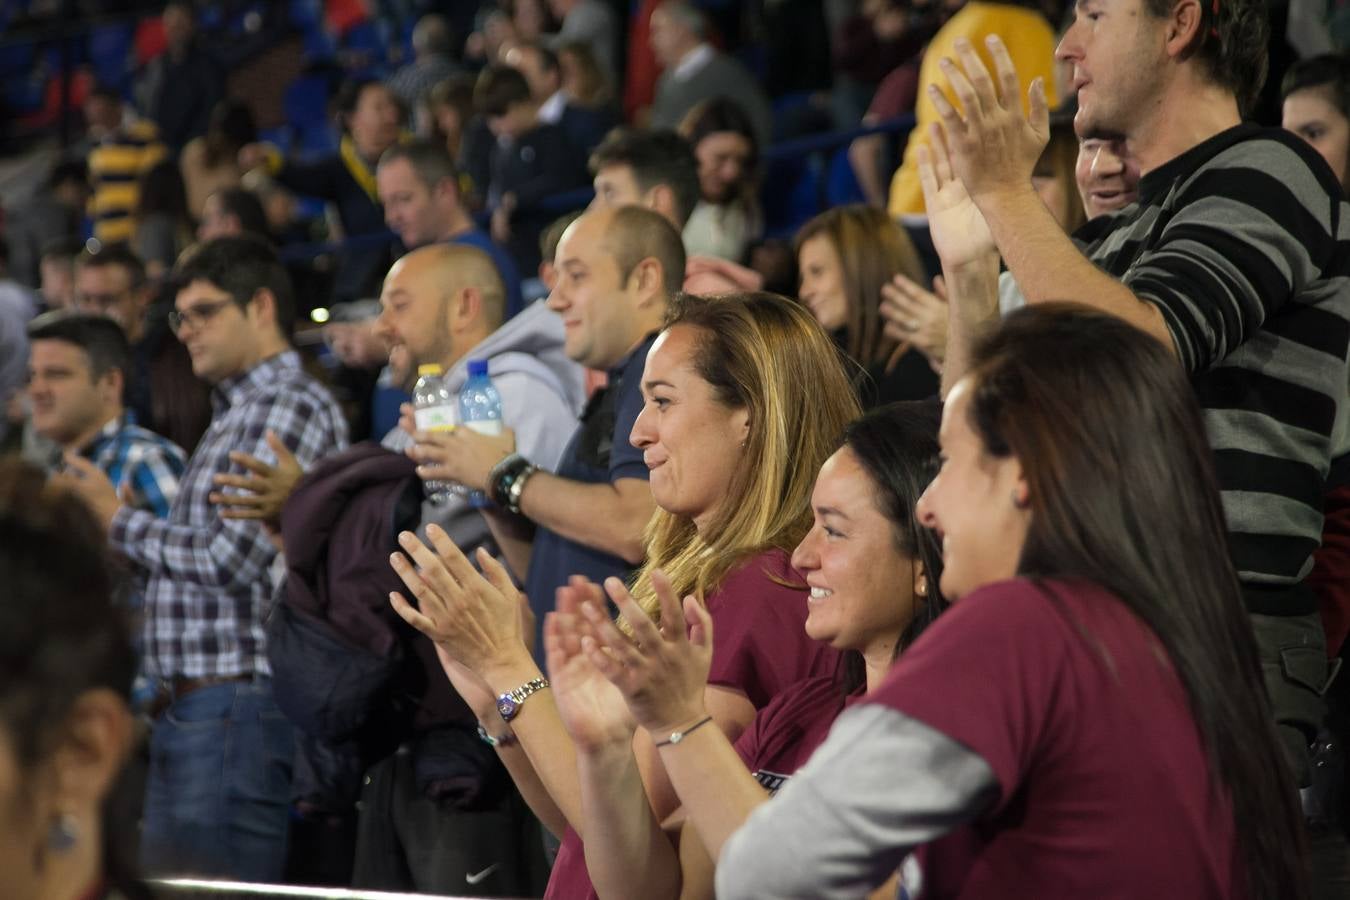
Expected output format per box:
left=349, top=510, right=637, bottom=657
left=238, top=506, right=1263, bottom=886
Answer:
left=872, top=578, right=1245, bottom=900
left=544, top=549, right=842, bottom=900
left=733, top=675, right=861, bottom=795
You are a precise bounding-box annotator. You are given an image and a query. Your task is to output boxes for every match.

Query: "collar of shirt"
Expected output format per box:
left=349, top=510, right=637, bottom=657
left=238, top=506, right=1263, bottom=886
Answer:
left=538, top=90, right=567, bottom=125
left=672, top=43, right=715, bottom=82
left=82, top=411, right=130, bottom=462
left=212, top=350, right=302, bottom=414
left=609, top=331, right=659, bottom=382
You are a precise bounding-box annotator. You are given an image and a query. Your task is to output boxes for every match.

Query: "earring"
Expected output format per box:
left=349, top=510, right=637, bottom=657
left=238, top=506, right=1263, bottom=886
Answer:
left=916, top=578, right=928, bottom=597
left=47, top=814, right=78, bottom=853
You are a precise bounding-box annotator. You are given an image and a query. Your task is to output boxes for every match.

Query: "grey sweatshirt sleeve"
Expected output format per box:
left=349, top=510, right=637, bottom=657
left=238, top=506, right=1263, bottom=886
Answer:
left=715, top=703, right=999, bottom=900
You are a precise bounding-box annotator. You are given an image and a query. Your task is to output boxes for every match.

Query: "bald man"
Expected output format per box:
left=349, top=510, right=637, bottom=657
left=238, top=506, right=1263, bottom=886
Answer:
left=374, top=244, right=585, bottom=537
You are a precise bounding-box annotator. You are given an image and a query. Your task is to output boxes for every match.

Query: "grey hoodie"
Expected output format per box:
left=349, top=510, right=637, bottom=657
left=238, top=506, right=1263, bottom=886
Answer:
left=383, top=299, right=586, bottom=551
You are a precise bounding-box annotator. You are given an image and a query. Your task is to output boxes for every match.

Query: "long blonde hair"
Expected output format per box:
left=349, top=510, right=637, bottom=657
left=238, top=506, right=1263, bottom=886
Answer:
left=629, top=292, right=862, bottom=623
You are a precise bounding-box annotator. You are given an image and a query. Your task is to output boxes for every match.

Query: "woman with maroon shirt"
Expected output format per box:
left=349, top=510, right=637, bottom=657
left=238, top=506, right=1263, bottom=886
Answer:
left=387, top=292, right=859, bottom=898
left=713, top=305, right=1310, bottom=899
left=542, top=401, right=950, bottom=899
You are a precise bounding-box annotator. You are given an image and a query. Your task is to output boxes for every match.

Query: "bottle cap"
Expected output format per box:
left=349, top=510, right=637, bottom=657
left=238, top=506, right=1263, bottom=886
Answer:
left=467, top=359, right=489, bottom=377
left=417, top=364, right=443, bottom=376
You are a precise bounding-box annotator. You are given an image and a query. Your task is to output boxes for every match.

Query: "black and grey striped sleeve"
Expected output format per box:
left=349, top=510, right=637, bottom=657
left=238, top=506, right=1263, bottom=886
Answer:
left=715, top=703, right=998, bottom=900
left=1123, top=139, right=1338, bottom=374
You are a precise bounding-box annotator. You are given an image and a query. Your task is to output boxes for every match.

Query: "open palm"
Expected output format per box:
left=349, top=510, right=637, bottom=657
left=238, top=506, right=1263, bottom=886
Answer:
left=545, top=579, right=636, bottom=752
left=919, top=128, right=996, bottom=270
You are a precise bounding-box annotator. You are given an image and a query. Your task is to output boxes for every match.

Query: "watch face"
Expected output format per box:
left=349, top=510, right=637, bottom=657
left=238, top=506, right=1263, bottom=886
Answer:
left=497, top=697, right=518, bottom=720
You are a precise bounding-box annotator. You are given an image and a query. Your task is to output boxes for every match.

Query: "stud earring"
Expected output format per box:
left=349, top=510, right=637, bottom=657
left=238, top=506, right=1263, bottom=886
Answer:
left=47, top=814, right=78, bottom=853
left=916, top=578, right=928, bottom=597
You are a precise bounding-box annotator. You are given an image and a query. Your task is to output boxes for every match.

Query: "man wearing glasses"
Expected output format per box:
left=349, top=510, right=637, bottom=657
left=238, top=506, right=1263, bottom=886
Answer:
left=62, top=236, right=348, bottom=880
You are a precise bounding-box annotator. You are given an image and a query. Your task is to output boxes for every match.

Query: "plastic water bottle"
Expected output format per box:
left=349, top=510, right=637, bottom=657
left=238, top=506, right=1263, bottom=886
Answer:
left=412, top=363, right=458, bottom=503
left=458, top=358, right=504, bottom=508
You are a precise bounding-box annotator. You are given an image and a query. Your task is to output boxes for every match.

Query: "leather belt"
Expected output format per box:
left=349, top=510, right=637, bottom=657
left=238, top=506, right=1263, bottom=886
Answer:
left=146, top=674, right=253, bottom=719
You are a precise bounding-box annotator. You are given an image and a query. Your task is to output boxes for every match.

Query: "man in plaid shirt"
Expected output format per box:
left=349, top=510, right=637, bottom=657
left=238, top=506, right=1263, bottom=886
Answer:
left=62, top=237, right=348, bottom=880
left=29, top=312, right=186, bottom=518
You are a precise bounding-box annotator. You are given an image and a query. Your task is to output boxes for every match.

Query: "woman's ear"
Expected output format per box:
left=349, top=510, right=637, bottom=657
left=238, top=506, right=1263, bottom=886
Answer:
left=732, top=407, right=750, bottom=449
left=50, top=689, right=133, bottom=820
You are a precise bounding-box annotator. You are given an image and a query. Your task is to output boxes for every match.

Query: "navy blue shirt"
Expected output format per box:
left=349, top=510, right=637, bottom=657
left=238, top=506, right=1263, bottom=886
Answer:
left=523, top=333, right=655, bottom=655
left=449, top=229, right=526, bottom=319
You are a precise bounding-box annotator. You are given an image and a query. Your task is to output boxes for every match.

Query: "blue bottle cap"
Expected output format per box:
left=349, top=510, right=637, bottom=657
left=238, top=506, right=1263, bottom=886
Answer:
left=467, top=359, right=489, bottom=377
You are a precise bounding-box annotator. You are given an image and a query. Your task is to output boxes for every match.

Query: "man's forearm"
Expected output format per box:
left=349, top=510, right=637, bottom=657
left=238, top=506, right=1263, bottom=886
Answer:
left=940, top=252, right=1002, bottom=398
left=519, top=473, right=652, bottom=565
left=979, top=188, right=1176, bottom=353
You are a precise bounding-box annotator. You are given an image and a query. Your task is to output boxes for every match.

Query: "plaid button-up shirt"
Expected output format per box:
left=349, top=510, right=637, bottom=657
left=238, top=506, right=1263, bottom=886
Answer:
left=84, top=412, right=187, bottom=519
left=110, top=351, right=348, bottom=679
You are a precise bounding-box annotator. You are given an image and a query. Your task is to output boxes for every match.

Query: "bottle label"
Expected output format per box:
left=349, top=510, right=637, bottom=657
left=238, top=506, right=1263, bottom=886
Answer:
left=463, top=419, right=503, bottom=436
left=415, top=405, right=458, bottom=432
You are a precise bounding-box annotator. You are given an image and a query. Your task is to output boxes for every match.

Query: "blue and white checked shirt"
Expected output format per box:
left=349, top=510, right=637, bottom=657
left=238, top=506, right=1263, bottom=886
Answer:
left=109, top=351, right=348, bottom=680
left=84, top=412, right=187, bottom=519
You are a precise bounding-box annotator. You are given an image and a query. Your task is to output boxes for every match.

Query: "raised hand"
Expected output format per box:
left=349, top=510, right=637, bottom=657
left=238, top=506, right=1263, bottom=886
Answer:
left=917, top=127, right=996, bottom=269
left=543, top=577, right=636, bottom=752
left=928, top=35, right=1050, bottom=206
left=388, top=524, right=530, bottom=676
left=209, top=430, right=303, bottom=523
left=881, top=273, right=949, bottom=365
left=577, top=570, right=714, bottom=738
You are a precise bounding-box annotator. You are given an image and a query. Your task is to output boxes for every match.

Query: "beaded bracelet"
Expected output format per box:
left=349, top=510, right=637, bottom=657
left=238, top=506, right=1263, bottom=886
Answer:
left=655, top=715, right=714, bottom=747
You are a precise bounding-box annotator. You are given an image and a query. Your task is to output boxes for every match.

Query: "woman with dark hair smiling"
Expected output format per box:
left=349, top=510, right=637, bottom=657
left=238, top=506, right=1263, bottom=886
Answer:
left=714, top=304, right=1310, bottom=900
left=542, top=401, right=949, bottom=900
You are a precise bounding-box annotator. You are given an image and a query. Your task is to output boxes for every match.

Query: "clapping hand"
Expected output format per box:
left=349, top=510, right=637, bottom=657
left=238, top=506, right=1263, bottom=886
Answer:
left=388, top=524, right=530, bottom=677
left=881, top=273, right=949, bottom=367
left=928, top=35, right=1049, bottom=207
left=575, top=570, right=714, bottom=739
left=209, top=431, right=303, bottom=524
left=543, top=577, right=636, bottom=752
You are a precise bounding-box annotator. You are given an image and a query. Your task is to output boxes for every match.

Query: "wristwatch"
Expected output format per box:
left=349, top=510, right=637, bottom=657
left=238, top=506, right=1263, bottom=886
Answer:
left=496, top=676, right=549, bottom=722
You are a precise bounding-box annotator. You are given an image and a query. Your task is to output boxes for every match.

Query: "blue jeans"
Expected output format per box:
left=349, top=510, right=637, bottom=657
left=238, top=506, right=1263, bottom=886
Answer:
left=139, top=677, right=295, bottom=880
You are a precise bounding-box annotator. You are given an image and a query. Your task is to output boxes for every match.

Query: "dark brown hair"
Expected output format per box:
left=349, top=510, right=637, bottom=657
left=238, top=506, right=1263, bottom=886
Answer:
left=1142, top=0, right=1268, bottom=116
left=966, top=303, right=1309, bottom=900
left=794, top=204, right=926, bottom=367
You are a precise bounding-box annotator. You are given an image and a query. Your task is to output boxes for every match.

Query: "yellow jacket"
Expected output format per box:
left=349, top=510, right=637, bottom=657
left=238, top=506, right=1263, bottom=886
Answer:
left=888, top=3, right=1059, bottom=217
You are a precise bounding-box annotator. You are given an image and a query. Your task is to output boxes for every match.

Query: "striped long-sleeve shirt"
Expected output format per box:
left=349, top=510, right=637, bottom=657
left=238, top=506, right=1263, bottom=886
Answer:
left=88, top=119, right=167, bottom=245
left=109, top=351, right=347, bottom=679
left=1003, top=124, right=1350, bottom=598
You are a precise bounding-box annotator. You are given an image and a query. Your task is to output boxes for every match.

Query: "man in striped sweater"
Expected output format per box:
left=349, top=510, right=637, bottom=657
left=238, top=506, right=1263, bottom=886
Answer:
left=920, top=0, right=1350, bottom=803
left=84, top=86, right=167, bottom=246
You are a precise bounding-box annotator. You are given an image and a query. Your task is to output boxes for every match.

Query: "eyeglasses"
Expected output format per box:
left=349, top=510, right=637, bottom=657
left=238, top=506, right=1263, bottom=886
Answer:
left=168, top=299, right=234, bottom=333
